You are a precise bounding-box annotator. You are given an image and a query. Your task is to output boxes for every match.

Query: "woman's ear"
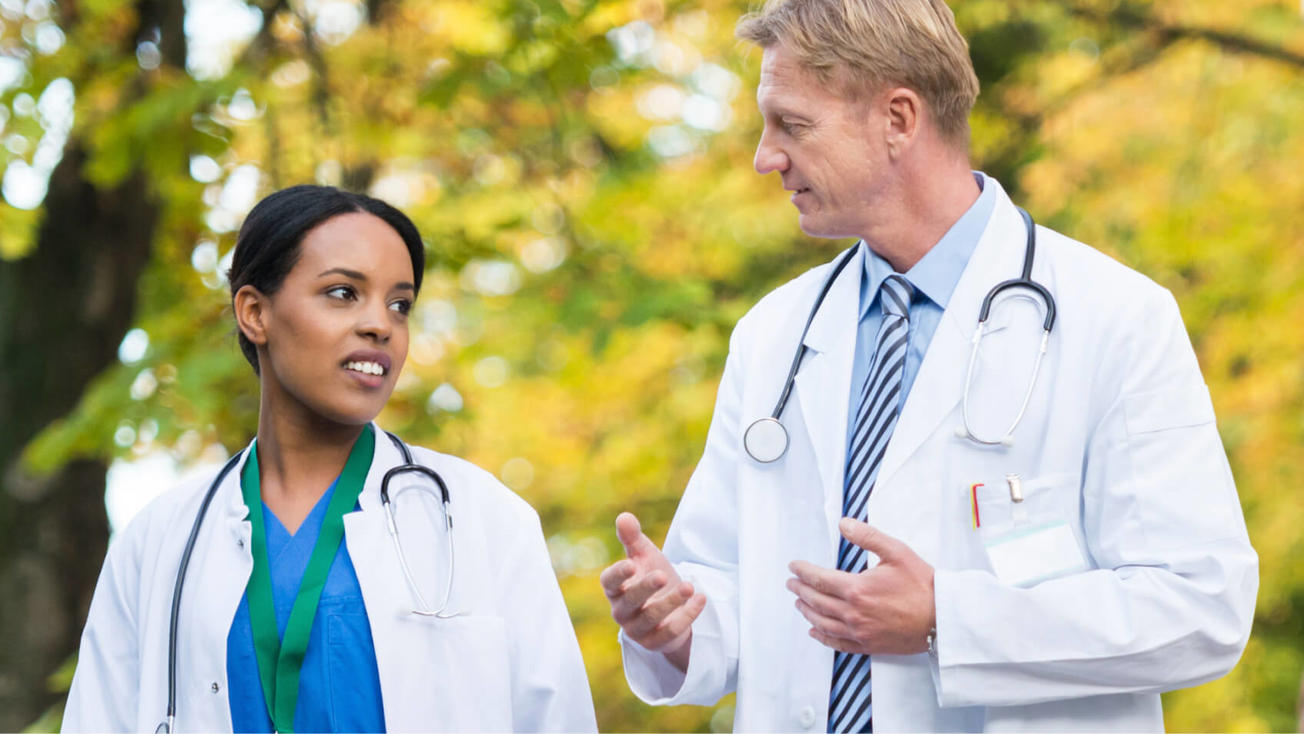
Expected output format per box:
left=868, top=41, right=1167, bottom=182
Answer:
left=234, top=284, right=270, bottom=347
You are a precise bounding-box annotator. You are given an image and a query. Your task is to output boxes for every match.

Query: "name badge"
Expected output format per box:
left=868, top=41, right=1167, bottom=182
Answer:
left=984, top=521, right=1088, bottom=587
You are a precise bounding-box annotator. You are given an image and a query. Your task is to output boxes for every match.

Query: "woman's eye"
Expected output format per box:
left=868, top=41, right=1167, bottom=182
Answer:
left=389, top=299, right=412, bottom=316
left=326, top=285, right=356, bottom=300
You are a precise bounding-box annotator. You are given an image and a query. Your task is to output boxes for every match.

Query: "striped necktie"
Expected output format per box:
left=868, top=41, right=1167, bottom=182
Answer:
left=827, top=273, right=914, bottom=733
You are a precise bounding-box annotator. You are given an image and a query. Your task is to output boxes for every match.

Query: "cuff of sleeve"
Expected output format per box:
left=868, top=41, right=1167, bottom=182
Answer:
left=620, top=630, right=689, bottom=704
left=619, top=599, right=729, bottom=707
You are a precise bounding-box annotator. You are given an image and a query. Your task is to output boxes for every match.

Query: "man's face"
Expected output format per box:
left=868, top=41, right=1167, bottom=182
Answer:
left=753, top=43, right=890, bottom=240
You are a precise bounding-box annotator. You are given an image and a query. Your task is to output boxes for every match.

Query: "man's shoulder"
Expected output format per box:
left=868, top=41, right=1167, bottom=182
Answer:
left=734, top=252, right=847, bottom=339
left=1037, top=225, right=1173, bottom=311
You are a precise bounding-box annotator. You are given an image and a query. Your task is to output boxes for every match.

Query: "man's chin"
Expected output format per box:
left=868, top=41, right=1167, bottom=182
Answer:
left=797, top=214, right=854, bottom=240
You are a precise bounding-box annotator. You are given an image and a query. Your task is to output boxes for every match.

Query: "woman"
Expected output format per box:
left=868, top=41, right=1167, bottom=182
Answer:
left=63, top=186, right=596, bottom=732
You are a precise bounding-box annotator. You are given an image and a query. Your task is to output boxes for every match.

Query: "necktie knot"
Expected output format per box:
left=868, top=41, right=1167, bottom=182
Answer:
left=880, top=274, right=914, bottom=320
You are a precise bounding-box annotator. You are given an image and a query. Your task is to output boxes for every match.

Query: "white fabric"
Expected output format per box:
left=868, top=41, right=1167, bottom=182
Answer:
left=64, top=424, right=597, bottom=732
left=620, top=178, right=1258, bottom=732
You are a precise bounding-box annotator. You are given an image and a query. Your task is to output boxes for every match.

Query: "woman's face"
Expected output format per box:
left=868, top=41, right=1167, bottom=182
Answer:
left=247, top=212, right=415, bottom=427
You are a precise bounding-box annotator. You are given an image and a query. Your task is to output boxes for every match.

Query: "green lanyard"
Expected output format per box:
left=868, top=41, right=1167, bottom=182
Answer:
left=240, top=426, right=375, bottom=733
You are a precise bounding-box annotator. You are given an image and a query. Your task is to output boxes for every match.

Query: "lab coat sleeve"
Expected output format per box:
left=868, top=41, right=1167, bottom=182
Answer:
left=62, top=518, right=144, bottom=732
left=621, top=320, right=747, bottom=706
left=931, top=287, right=1258, bottom=706
left=499, top=503, right=597, bottom=732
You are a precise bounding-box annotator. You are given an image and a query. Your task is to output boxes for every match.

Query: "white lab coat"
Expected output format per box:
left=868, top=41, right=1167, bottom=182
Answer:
left=65, top=424, right=597, bottom=732
left=621, top=178, right=1258, bottom=731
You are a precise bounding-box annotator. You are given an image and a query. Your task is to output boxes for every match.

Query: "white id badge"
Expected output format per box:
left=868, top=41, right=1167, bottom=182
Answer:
left=984, top=521, right=1088, bottom=587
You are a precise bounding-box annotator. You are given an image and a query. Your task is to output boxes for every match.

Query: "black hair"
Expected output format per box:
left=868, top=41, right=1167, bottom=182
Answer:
left=227, top=184, right=425, bottom=375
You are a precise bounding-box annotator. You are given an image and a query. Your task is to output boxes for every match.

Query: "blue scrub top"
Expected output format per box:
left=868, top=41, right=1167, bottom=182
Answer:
left=226, top=481, right=386, bottom=732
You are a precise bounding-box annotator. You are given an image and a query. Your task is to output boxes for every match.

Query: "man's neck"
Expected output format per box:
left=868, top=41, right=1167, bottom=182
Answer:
left=861, top=162, right=980, bottom=273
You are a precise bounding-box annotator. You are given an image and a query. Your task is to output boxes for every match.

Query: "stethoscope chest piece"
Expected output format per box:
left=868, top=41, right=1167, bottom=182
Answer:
left=744, top=417, right=789, bottom=463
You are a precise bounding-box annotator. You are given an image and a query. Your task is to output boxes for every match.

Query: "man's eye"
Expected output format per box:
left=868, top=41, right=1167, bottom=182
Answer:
left=326, top=285, right=356, bottom=300
left=389, top=299, right=412, bottom=315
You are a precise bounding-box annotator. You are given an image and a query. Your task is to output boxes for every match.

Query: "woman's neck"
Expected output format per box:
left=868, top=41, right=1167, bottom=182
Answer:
left=254, top=394, right=366, bottom=534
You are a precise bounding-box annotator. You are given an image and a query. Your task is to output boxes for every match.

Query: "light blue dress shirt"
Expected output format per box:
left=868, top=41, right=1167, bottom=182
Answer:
left=845, top=172, right=996, bottom=458
left=227, top=480, right=386, bottom=733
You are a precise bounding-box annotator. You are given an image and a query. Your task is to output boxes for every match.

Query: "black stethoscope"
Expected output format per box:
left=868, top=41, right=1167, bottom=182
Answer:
left=158, top=430, right=455, bottom=734
left=742, top=207, right=1055, bottom=464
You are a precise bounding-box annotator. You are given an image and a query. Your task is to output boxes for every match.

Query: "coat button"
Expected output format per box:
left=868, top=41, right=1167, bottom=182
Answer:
left=798, top=705, right=816, bottom=728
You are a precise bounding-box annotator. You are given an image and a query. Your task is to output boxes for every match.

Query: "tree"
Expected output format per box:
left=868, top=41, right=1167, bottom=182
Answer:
left=2, top=0, right=1302, bottom=730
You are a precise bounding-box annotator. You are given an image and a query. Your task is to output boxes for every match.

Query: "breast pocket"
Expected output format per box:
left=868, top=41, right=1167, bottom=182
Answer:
left=326, top=611, right=387, bottom=731
left=390, top=614, right=514, bottom=732
left=971, top=473, right=1091, bottom=587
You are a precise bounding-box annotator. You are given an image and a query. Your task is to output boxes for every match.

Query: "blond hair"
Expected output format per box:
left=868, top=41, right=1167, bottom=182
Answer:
left=737, top=0, right=979, bottom=143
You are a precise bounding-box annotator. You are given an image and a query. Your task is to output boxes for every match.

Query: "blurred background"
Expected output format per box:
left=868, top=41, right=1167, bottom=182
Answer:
left=1, top=0, right=1302, bottom=730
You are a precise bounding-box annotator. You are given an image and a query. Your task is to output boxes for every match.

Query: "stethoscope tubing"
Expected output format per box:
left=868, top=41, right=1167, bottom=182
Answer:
left=744, top=206, right=1056, bottom=462
left=960, top=207, right=1055, bottom=446
left=159, top=452, right=241, bottom=734
left=160, top=430, right=450, bottom=732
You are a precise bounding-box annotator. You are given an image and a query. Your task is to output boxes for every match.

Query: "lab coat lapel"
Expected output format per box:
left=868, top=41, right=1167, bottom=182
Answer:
left=870, top=183, right=1028, bottom=496
left=343, top=424, right=444, bottom=730
left=792, top=246, right=864, bottom=548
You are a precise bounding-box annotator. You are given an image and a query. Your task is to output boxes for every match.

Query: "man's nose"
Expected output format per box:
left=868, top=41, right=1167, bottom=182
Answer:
left=753, top=131, right=789, bottom=175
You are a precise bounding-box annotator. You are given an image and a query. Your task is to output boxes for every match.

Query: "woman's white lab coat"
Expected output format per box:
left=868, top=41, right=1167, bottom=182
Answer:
left=621, top=178, right=1258, bottom=731
left=64, top=426, right=597, bottom=732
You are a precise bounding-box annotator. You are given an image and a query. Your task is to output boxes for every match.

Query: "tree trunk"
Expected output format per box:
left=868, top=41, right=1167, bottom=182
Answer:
left=0, top=148, right=159, bottom=729
left=0, top=0, right=186, bottom=724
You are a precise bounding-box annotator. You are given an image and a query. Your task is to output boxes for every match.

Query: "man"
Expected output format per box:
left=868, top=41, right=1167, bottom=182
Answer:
left=599, top=0, right=1258, bottom=731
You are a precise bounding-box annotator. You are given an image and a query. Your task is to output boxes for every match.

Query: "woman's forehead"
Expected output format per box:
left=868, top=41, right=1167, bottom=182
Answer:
left=295, top=212, right=414, bottom=279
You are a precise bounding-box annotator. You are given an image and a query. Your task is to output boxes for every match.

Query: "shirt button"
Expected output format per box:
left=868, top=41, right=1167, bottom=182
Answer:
left=237, top=538, right=245, bottom=548
left=798, top=705, right=816, bottom=728
left=211, top=682, right=221, bottom=693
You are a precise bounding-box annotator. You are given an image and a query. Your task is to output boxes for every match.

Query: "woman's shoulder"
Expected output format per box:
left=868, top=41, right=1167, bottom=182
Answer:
left=112, top=457, right=240, bottom=554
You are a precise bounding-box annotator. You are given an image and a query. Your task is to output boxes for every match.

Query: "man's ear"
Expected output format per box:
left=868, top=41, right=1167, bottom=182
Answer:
left=882, top=87, right=921, bottom=159
left=234, top=284, right=270, bottom=347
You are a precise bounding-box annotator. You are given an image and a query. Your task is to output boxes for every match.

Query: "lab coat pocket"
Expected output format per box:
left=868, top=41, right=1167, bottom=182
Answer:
left=971, top=474, right=1089, bottom=587
left=396, top=614, right=514, bottom=731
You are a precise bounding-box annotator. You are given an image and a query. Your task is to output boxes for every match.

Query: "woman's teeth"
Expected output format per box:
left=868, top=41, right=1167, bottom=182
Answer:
left=346, top=361, right=385, bottom=376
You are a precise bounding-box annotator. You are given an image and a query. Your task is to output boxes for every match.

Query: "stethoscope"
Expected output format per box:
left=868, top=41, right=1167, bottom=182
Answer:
left=742, top=207, right=1055, bottom=464
left=158, top=430, right=456, bottom=733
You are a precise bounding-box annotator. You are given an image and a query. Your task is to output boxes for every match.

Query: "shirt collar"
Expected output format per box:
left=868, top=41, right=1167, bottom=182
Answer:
left=859, top=171, right=997, bottom=317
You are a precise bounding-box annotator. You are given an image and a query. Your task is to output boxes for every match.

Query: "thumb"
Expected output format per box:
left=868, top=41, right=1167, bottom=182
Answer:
left=615, top=512, right=657, bottom=560
left=839, top=519, right=903, bottom=562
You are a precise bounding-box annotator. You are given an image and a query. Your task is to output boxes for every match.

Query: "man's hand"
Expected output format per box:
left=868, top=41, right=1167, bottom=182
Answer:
left=787, top=518, right=936, bottom=655
left=600, top=512, right=706, bottom=672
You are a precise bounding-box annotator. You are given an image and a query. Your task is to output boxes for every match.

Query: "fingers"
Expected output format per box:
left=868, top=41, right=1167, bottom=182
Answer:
left=599, top=559, right=636, bottom=597
left=609, top=569, right=672, bottom=622
left=809, top=627, right=865, bottom=655
left=794, top=596, right=852, bottom=639
left=785, top=576, right=841, bottom=618
left=635, top=591, right=707, bottom=651
left=789, top=560, right=854, bottom=599
left=615, top=512, right=658, bottom=560
left=620, top=580, right=695, bottom=637
left=839, top=519, right=904, bottom=562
